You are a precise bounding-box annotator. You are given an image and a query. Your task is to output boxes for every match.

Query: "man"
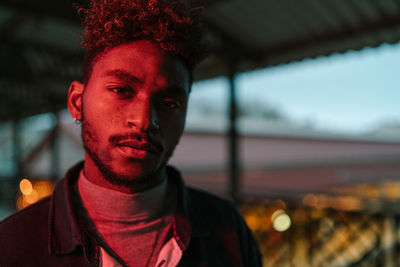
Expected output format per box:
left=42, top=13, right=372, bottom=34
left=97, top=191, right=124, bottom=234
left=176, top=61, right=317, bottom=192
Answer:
left=0, top=0, right=262, bottom=266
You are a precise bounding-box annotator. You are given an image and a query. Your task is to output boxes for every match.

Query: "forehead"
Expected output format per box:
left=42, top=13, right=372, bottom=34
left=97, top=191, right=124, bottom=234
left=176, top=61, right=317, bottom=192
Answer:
left=90, top=41, right=190, bottom=90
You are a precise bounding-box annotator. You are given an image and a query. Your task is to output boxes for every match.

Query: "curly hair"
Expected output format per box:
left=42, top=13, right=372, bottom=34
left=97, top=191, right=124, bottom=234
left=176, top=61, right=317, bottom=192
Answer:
left=76, top=0, right=207, bottom=83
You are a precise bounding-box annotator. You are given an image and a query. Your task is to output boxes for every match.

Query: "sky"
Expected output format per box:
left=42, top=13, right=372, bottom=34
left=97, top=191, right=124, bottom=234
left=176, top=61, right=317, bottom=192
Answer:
left=187, top=42, right=400, bottom=135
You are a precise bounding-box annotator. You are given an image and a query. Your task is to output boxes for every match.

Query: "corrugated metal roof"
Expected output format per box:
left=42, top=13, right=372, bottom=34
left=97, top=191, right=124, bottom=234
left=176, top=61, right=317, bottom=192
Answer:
left=196, top=0, right=400, bottom=79
left=1, top=0, right=400, bottom=120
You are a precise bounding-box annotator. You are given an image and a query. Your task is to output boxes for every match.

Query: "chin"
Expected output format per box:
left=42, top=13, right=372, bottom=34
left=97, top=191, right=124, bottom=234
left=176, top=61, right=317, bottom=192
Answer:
left=104, top=160, right=163, bottom=185
left=103, top=167, right=152, bottom=187
left=85, top=141, right=171, bottom=188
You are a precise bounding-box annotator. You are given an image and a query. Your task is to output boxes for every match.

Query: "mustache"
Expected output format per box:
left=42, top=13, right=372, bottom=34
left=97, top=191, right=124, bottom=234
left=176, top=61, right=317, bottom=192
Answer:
left=109, top=133, right=164, bottom=152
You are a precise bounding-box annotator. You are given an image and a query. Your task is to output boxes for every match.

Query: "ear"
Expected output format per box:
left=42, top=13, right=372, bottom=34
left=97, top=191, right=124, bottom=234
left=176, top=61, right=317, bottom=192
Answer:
left=67, top=81, right=85, bottom=121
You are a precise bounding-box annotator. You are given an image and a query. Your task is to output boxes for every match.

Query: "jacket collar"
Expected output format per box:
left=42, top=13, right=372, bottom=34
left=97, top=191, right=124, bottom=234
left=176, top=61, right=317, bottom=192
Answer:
left=166, top=166, right=210, bottom=251
left=48, top=162, right=209, bottom=257
left=48, top=161, right=85, bottom=256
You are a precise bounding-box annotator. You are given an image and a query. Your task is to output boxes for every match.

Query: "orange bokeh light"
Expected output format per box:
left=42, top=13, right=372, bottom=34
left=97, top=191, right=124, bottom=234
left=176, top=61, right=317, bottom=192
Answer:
left=16, top=179, right=55, bottom=210
left=19, top=179, right=33, bottom=196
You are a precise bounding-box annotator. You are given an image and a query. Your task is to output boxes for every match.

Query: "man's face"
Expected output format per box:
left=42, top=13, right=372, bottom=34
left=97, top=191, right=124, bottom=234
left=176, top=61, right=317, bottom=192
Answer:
left=77, top=41, right=190, bottom=187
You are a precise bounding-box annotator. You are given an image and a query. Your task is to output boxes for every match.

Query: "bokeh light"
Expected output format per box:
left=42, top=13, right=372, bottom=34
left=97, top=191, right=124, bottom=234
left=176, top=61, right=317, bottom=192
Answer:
left=24, top=189, right=39, bottom=204
left=16, top=179, right=55, bottom=210
left=271, top=209, right=285, bottom=223
left=19, top=179, right=33, bottom=196
left=272, top=211, right=291, bottom=232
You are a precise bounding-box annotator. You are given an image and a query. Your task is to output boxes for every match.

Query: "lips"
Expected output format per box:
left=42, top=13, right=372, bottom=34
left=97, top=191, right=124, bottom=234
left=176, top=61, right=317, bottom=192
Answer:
left=116, top=139, right=160, bottom=155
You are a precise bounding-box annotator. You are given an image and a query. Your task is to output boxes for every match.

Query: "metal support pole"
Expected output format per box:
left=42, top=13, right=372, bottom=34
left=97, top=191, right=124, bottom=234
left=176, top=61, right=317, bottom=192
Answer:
left=395, top=215, right=400, bottom=267
left=228, top=61, right=240, bottom=203
left=50, top=112, right=60, bottom=181
left=12, top=120, right=22, bottom=204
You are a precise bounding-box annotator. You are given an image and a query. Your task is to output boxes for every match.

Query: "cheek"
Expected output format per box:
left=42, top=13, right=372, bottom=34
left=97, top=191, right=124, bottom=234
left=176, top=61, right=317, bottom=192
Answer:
left=83, top=93, right=118, bottom=126
left=162, top=116, right=185, bottom=143
left=83, top=108, right=116, bottom=145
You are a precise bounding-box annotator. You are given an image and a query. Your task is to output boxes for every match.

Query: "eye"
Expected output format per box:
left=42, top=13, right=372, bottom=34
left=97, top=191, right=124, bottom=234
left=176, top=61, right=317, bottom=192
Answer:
left=110, top=87, right=134, bottom=98
left=161, top=99, right=182, bottom=110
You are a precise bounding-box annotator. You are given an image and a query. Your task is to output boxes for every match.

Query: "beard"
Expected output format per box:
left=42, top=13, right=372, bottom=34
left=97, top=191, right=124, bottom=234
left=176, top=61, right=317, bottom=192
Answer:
left=81, top=117, right=175, bottom=188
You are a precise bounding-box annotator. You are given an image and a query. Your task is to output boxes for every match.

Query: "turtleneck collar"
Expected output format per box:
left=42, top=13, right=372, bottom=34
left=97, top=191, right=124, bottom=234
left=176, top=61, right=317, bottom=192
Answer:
left=77, top=170, right=168, bottom=221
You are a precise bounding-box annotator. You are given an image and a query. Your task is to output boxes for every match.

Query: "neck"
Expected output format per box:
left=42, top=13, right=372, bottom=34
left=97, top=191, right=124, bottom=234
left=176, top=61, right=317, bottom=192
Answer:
left=78, top=170, right=170, bottom=220
left=83, top=155, right=166, bottom=194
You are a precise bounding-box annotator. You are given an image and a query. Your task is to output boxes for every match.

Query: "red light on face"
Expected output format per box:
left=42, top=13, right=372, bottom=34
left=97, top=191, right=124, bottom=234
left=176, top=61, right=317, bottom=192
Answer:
left=70, top=41, right=190, bottom=192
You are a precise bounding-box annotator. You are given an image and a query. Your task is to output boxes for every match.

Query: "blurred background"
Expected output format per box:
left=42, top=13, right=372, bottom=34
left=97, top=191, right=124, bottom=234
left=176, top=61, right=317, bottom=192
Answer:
left=1, top=0, right=400, bottom=266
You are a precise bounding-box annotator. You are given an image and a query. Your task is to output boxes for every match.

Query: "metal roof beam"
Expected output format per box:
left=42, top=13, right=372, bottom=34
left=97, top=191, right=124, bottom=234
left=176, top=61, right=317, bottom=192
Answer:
left=258, top=13, right=400, bottom=64
left=204, top=20, right=261, bottom=62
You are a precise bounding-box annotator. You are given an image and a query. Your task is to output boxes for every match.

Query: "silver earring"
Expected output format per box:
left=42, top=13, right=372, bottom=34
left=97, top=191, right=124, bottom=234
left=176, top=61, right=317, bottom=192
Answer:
left=74, top=118, right=81, bottom=125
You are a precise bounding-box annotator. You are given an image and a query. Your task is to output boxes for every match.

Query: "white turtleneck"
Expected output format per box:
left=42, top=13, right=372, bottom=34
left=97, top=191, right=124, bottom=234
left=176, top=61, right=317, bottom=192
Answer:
left=77, top=170, right=176, bottom=267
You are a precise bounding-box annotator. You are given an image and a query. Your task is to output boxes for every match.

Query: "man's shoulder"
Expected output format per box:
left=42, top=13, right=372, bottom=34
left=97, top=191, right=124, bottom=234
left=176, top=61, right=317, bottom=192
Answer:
left=184, top=186, right=263, bottom=266
left=0, top=196, right=51, bottom=246
left=185, top=186, right=241, bottom=221
left=168, top=166, right=240, bottom=218
left=186, top=186, right=233, bottom=207
left=1, top=196, right=50, bottom=226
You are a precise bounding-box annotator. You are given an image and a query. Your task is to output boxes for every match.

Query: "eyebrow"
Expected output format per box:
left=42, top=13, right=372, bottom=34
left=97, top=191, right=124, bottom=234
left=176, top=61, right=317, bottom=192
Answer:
left=103, top=69, right=189, bottom=95
left=102, top=69, right=142, bottom=84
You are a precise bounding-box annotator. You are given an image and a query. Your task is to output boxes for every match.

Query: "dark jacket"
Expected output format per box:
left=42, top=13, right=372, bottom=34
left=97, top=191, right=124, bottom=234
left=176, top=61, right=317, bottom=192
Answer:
left=0, top=162, right=262, bottom=267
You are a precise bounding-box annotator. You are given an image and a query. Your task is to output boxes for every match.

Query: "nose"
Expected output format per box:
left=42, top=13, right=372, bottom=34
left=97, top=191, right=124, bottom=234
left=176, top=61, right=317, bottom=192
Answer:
left=127, top=98, right=159, bottom=132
